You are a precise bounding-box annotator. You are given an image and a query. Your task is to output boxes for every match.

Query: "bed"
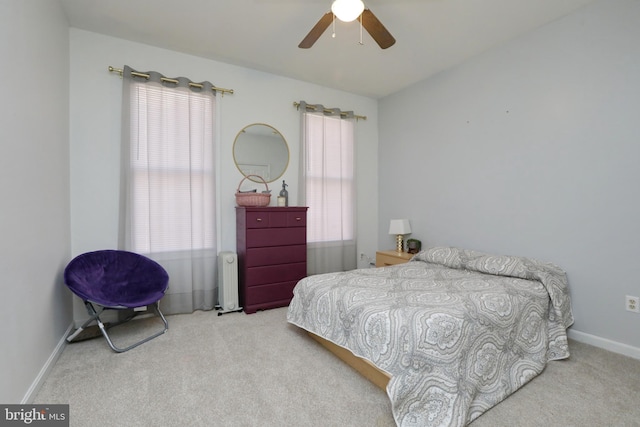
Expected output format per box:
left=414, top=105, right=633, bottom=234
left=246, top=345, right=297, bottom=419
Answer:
left=286, top=247, right=574, bottom=426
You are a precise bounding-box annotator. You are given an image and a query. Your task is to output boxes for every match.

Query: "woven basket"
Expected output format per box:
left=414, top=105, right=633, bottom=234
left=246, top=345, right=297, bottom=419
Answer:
left=235, top=175, right=271, bottom=207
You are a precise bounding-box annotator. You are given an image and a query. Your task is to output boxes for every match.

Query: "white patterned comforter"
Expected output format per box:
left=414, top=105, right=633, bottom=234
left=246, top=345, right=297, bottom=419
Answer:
left=287, top=247, right=574, bottom=426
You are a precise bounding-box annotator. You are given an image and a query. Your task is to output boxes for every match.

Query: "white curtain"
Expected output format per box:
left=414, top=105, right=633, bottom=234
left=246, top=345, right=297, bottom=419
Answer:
left=298, top=101, right=357, bottom=275
left=119, top=65, right=217, bottom=314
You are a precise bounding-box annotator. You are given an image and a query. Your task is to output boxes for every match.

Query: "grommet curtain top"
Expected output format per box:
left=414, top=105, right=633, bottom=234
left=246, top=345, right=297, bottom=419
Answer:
left=294, top=101, right=366, bottom=121
left=108, top=65, right=234, bottom=96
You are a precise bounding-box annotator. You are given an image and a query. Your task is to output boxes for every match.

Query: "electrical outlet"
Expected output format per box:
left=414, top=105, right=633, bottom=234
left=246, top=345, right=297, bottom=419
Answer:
left=625, top=295, right=640, bottom=313
left=359, top=253, right=375, bottom=268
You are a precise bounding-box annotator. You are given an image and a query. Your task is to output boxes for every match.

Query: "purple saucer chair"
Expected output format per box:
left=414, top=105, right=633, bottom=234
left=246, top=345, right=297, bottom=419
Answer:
left=64, top=250, right=169, bottom=352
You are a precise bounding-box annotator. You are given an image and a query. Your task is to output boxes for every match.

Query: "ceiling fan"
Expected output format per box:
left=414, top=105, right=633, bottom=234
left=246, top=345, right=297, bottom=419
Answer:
left=299, top=0, right=396, bottom=49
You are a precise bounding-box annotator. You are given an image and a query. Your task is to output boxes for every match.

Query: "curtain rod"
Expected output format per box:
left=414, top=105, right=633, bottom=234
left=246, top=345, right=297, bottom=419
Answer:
left=293, top=102, right=367, bottom=121
left=108, top=66, right=234, bottom=96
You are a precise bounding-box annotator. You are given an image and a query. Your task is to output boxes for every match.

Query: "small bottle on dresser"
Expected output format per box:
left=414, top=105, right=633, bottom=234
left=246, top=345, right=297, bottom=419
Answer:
left=279, top=180, right=289, bottom=206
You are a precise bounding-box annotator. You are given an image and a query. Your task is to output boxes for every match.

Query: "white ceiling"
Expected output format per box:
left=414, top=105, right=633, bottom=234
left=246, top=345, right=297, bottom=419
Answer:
left=59, top=0, right=596, bottom=99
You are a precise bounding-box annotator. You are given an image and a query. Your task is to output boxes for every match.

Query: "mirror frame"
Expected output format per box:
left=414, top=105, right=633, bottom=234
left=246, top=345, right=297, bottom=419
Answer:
left=232, top=123, right=290, bottom=183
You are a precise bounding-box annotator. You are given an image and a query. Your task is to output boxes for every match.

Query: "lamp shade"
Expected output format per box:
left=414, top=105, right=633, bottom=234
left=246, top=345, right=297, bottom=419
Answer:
left=331, top=0, right=365, bottom=22
left=389, top=219, right=411, bottom=235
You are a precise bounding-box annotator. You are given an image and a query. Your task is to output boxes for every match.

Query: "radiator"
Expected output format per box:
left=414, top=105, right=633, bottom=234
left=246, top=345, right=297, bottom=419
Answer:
left=217, top=251, right=242, bottom=315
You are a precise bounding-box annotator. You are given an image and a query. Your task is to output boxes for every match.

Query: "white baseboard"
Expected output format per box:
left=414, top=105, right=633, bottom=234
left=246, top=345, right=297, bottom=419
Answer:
left=21, top=322, right=74, bottom=404
left=568, top=329, right=640, bottom=360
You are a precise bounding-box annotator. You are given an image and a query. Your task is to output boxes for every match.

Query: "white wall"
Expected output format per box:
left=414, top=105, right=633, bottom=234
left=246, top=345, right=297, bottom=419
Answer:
left=379, top=0, right=640, bottom=356
left=69, top=30, right=379, bottom=318
left=0, top=0, right=72, bottom=402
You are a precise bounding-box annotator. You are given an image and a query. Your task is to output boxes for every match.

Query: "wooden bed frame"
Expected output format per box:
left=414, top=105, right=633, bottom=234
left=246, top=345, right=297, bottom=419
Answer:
left=307, top=332, right=390, bottom=390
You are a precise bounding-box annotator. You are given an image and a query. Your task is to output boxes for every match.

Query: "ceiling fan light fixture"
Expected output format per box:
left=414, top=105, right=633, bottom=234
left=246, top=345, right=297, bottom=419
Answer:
left=331, top=0, right=365, bottom=23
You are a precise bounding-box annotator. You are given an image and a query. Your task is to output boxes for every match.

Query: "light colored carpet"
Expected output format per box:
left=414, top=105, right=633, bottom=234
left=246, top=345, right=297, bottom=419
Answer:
left=34, top=307, right=640, bottom=426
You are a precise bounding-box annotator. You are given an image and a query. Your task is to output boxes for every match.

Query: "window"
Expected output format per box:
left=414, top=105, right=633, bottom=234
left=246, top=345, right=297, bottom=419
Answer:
left=127, top=82, right=215, bottom=254
left=303, top=113, right=355, bottom=244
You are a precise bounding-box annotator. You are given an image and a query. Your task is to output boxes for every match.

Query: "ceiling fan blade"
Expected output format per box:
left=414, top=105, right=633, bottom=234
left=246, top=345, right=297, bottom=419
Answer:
left=299, top=12, right=333, bottom=49
left=360, top=9, right=396, bottom=49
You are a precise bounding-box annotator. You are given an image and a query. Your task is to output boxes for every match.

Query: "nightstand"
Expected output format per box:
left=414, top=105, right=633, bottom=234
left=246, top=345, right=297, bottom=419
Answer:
left=375, top=250, right=413, bottom=267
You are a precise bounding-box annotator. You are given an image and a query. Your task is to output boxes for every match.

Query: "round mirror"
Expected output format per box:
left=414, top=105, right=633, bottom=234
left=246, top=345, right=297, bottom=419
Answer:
left=233, top=123, right=289, bottom=183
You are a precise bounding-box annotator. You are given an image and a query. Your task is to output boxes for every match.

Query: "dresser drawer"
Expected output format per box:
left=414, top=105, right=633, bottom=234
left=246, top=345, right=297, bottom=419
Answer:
left=246, top=228, right=306, bottom=248
left=246, top=211, right=281, bottom=228
left=245, top=210, right=306, bottom=229
left=375, top=251, right=413, bottom=267
left=286, top=212, right=306, bottom=227
left=246, top=245, right=306, bottom=267
left=246, top=262, right=307, bottom=286
left=244, top=280, right=299, bottom=307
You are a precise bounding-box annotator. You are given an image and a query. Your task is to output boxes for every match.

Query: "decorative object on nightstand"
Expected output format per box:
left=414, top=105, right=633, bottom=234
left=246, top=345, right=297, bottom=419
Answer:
left=375, top=250, right=413, bottom=267
left=388, top=219, right=411, bottom=252
left=406, top=238, right=421, bottom=254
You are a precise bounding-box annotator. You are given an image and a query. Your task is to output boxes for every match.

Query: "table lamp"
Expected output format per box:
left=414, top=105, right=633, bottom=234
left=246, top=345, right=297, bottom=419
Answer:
left=389, top=219, right=411, bottom=252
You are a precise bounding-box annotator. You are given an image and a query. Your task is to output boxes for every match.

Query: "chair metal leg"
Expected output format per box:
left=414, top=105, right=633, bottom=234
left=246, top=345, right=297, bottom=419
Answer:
left=66, top=313, right=101, bottom=342
left=82, top=301, right=168, bottom=353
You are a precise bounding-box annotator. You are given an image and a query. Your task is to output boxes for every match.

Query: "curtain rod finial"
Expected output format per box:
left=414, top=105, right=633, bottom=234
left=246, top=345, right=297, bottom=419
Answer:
left=108, top=66, right=124, bottom=78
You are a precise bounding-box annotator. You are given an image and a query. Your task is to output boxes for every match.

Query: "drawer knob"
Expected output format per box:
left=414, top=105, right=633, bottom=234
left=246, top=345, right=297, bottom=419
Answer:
left=295, top=217, right=301, bottom=221
left=256, top=218, right=262, bottom=222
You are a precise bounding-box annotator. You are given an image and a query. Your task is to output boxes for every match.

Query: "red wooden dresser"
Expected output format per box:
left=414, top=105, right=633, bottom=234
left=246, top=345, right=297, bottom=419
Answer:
left=236, top=206, right=308, bottom=314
